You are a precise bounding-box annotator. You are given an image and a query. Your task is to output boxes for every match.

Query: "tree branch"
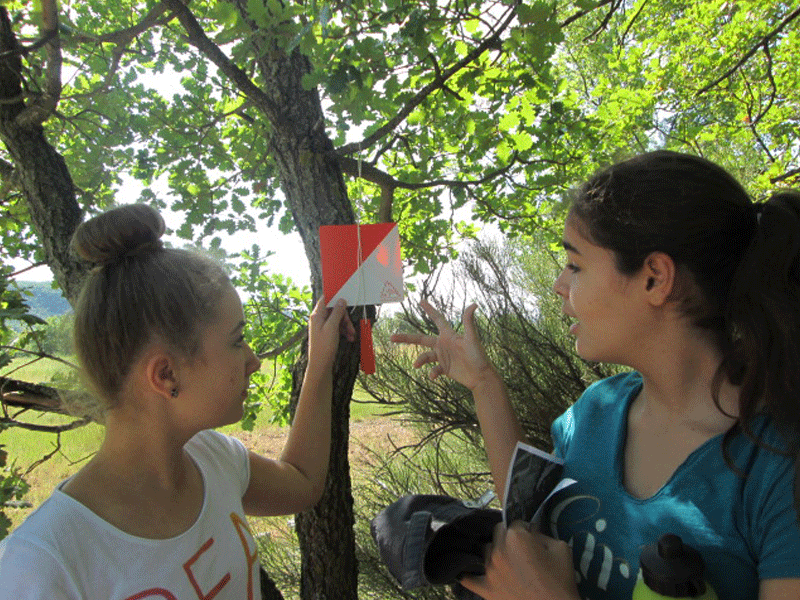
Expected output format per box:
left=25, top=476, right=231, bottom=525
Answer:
left=336, top=153, right=517, bottom=192
left=337, top=156, right=397, bottom=189
left=15, top=0, right=61, bottom=128
left=91, top=1, right=174, bottom=46
left=0, top=416, right=89, bottom=435
left=696, top=4, right=800, bottom=96
left=40, top=0, right=61, bottom=108
left=560, top=0, right=616, bottom=29
left=771, top=167, right=800, bottom=185
left=378, top=185, right=393, bottom=223
left=0, top=156, right=13, bottom=180
left=161, top=0, right=282, bottom=123
left=752, top=41, right=776, bottom=126
left=257, top=328, right=306, bottom=360
left=89, top=2, right=177, bottom=94
left=618, top=0, right=650, bottom=50
left=0, top=375, right=67, bottom=414
left=582, top=0, right=623, bottom=42
left=337, top=2, right=520, bottom=156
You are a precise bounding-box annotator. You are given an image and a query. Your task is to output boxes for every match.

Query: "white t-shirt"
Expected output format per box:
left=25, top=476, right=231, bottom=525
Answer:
left=0, top=430, right=262, bottom=600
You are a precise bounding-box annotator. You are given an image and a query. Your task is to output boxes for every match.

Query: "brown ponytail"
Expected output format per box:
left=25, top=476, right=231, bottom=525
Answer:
left=721, top=190, right=800, bottom=517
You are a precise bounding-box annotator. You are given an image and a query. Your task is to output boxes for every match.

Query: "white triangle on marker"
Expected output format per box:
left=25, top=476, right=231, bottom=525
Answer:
left=328, top=227, right=403, bottom=306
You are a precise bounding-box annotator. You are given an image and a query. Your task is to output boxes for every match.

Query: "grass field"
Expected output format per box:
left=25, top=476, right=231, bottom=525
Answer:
left=2, top=352, right=76, bottom=385
left=1, top=353, right=399, bottom=533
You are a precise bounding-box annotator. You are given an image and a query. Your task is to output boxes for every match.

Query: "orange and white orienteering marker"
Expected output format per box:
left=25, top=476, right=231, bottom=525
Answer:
left=319, top=222, right=404, bottom=374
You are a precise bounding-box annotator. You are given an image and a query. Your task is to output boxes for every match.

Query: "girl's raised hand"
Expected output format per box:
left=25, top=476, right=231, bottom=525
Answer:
left=390, top=299, right=496, bottom=391
left=307, top=298, right=355, bottom=372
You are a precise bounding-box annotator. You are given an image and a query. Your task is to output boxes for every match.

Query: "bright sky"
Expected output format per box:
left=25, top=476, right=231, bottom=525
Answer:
left=11, top=180, right=311, bottom=290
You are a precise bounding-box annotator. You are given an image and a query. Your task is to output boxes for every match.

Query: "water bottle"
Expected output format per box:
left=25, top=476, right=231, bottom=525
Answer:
left=632, top=534, right=718, bottom=600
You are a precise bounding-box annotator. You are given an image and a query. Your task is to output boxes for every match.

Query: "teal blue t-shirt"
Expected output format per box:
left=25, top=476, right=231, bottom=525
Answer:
left=546, top=372, right=800, bottom=600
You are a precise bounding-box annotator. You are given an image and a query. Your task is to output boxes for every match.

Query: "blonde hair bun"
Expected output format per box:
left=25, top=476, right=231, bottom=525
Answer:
left=71, top=204, right=166, bottom=265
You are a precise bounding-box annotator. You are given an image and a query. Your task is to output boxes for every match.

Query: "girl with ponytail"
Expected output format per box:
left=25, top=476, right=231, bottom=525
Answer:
left=0, top=204, right=355, bottom=599
left=394, top=150, right=800, bottom=600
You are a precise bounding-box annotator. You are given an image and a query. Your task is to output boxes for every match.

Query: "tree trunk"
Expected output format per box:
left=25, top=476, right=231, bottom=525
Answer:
left=290, top=340, right=361, bottom=600
left=0, top=7, right=85, bottom=305
left=252, top=37, right=362, bottom=600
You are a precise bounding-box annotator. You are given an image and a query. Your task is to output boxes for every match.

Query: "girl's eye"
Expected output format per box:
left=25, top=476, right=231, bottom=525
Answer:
left=566, top=263, right=580, bottom=273
left=233, top=335, right=246, bottom=348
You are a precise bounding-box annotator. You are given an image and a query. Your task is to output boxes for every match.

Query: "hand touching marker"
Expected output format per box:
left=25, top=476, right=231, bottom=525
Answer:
left=319, top=223, right=404, bottom=374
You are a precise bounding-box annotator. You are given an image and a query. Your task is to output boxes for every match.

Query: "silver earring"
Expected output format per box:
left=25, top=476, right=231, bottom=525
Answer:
left=171, top=388, right=179, bottom=398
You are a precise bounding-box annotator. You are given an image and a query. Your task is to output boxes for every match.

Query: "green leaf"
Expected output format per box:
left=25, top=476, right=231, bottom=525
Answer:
left=511, top=131, right=534, bottom=151
left=498, top=112, right=520, bottom=132
left=516, top=1, right=552, bottom=25
left=246, top=0, right=270, bottom=27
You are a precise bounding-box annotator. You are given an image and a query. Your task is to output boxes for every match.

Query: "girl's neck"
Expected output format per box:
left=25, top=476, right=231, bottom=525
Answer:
left=95, top=405, right=195, bottom=491
left=630, top=325, right=739, bottom=429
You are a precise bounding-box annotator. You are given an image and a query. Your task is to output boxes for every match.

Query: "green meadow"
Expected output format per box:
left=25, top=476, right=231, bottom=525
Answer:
left=2, top=354, right=395, bottom=532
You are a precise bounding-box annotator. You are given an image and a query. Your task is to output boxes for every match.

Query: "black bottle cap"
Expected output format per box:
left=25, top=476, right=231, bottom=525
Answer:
left=639, top=534, right=707, bottom=597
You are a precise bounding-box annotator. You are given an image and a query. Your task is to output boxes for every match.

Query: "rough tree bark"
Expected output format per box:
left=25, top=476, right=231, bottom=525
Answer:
left=0, top=7, right=85, bottom=304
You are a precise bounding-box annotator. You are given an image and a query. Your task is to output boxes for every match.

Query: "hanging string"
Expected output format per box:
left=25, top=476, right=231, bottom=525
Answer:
left=356, top=151, right=375, bottom=374
left=356, top=154, right=367, bottom=322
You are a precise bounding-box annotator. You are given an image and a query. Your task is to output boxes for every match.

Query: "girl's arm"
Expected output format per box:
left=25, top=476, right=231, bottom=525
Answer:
left=242, top=298, right=354, bottom=516
left=391, top=300, right=526, bottom=501
left=394, top=301, right=582, bottom=600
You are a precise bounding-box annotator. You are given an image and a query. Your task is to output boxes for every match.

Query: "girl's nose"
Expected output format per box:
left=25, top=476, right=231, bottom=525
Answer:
left=553, top=269, right=568, bottom=298
left=246, top=345, right=262, bottom=375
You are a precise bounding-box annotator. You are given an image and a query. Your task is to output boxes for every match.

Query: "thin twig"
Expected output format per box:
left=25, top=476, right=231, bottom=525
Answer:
left=696, top=4, right=800, bottom=96
left=337, top=1, right=520, bottom=156
left=8, top=262, right=48, bottom=278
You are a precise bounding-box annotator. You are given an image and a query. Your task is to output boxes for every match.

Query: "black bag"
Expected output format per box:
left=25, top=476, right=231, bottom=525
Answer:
left=370, top=494, right=502, bottom=600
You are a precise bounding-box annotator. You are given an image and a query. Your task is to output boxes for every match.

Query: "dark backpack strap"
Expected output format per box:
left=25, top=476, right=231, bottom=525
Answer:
left=401, top=510, right=434, bottom=589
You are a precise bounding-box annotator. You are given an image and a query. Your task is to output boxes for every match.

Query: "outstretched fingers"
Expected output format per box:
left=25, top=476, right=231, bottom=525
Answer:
left=462, top=302, right=479, bottom=341
left=412, top=350, right=448, bottom=380
left=389, top=299, right=458, bottom=348
left=419, top=298, right=455, bottom=333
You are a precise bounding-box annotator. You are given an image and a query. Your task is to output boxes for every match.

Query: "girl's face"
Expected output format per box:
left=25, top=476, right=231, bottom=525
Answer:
left=177, top=285, right=262, bottom=429
left=553, top=217, right=651, bottom=365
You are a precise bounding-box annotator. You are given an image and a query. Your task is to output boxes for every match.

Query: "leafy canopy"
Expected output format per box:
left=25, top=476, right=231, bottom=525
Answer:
left=2, top=0, right=797, bottom=277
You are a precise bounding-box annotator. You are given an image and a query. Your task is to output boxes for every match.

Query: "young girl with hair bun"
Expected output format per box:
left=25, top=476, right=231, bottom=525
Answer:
left=393, top=150, right=800, bottom=600
left=0, top=204, right=355, bottom=599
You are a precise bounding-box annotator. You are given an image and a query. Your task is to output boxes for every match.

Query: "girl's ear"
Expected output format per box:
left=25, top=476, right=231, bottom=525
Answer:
left=144, top=349, right=179, bottom=401
left=642, top=251, right=676, bottom=306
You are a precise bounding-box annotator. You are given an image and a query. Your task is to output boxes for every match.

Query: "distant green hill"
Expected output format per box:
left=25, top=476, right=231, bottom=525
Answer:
left=18, top=281, right=72, bottom=319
